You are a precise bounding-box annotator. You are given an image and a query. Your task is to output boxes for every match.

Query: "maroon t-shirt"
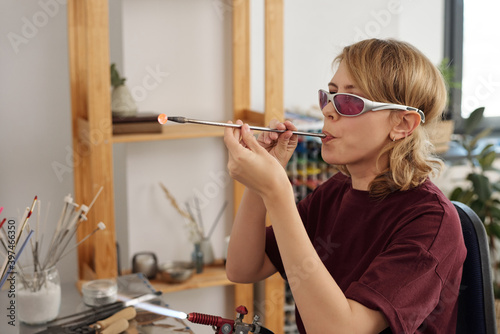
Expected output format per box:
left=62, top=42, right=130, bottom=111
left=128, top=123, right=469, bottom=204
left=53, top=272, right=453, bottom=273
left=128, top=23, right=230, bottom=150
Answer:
left=265, top=173, right=466, bottom=333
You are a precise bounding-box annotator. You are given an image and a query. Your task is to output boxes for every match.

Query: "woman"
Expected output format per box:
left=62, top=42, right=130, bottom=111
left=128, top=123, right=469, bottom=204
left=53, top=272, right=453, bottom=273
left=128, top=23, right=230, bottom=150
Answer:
left=223, top=39, right=466, bottom=333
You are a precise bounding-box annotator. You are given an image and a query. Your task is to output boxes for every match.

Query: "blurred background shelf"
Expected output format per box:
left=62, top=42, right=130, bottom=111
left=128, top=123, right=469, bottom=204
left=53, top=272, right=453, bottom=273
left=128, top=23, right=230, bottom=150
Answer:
left=148, top=262, right=234, bottom=294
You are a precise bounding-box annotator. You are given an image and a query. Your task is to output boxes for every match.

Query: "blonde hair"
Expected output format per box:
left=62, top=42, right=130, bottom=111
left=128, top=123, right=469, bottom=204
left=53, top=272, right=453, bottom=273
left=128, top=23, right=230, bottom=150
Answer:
left=333, top=39, right=447, bottom=199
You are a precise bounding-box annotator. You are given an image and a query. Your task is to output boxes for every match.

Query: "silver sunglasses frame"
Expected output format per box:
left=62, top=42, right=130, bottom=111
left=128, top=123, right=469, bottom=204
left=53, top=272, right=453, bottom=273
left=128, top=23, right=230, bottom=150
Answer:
left=318, top=89, right=425, bottom=123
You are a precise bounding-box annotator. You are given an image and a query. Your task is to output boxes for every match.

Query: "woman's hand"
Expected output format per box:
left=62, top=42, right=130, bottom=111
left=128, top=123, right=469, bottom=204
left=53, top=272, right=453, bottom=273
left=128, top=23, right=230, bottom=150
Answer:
left=257, top=119, right=298, bottom=168
left=224, top=120, right=294, bottom=198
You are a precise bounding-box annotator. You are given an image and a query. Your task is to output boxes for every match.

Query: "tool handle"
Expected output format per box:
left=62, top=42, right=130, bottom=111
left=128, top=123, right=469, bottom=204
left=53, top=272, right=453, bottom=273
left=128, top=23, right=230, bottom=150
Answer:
left=96, top=307, right=136, bottom=329
left=100, top=318, right=129, bottom=334
left=188, top=312, right=234, bottom=328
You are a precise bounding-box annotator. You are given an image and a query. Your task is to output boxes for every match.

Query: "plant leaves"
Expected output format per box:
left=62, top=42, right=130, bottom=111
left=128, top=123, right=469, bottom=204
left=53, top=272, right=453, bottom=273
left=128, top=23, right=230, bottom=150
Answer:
left=470, top=199, right=486, bottom=221
left=464, top=107, right=485, bottom=135
left=110, top=63, right=126, bottom=88
left=480, top=143, right=495, bottom=154
left=488, top=205, right=500, bottom=222
left=469, top=128, right=492, bottom=151
left=488, top=222, right=500, bottom=239
left=461, top=190, right=476, bottom=204
left=467, top=173, right=492, bottom=202
left=449, top=187, right=464, bottom=201
left=449, top=187, right=477, bottom=204
left=479, top=151, right=496, bottom=170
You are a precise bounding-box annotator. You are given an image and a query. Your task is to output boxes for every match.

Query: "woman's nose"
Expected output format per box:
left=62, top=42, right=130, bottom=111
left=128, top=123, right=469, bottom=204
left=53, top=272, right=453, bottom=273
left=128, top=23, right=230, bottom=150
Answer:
left=321, top=101, right=338, bottom=120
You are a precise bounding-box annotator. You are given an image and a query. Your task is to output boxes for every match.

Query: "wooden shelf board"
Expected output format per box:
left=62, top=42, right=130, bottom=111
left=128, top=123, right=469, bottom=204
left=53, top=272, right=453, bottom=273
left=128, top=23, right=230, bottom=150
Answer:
left=112, top=123, right=225, bottom=143
left=149, top=263, right=235, bottom=294
left=76, top=263, right=233, bottom=295
left=111, top=116, right=266, bottom=144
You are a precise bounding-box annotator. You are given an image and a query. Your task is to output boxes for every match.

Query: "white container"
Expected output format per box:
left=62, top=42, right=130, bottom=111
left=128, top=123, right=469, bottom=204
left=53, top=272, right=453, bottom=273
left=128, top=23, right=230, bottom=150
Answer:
left=200, top=238, right=215, bottom=265
left=18, top=266, right=61, bottom=325
left=82, top=279, right=117, bottom=307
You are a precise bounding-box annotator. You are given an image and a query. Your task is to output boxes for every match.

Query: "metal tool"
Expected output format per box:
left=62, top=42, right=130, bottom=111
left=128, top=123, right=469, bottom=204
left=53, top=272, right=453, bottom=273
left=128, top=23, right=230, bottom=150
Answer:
left=187, top=305, right=273, bottom=334
left=35, top=307, right=135, bottom=334
left=92, top=306, right=136, bottom=334
left=160, top=115, right=326, bottom=138
left=116, top=301, right=274, bottom=334
left=36, top=293, right=160, bottom=334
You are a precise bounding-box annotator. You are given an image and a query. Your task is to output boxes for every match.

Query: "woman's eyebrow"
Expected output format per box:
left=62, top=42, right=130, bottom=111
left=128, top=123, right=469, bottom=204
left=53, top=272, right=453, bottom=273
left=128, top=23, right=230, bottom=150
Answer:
left=328, top=82, right=356, bottom=90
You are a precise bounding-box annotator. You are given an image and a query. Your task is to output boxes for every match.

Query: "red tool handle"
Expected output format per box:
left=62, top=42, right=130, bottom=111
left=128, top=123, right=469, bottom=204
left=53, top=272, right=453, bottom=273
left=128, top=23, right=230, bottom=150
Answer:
left=188, top=312, right=235, bottom=333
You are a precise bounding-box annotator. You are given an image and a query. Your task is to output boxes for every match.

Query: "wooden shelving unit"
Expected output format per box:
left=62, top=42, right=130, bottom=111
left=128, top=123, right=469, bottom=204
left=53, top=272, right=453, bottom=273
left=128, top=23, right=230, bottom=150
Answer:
left=110, top=110, right=267, bottom=144
left=112, top=124, right=224, bottom=144
left=67, top=0, right=284, bottom=332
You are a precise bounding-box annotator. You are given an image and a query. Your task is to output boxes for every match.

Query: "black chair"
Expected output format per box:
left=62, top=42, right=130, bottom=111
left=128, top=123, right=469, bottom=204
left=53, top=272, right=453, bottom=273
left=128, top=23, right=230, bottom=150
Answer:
left=453, top=201, right=497, bottom=334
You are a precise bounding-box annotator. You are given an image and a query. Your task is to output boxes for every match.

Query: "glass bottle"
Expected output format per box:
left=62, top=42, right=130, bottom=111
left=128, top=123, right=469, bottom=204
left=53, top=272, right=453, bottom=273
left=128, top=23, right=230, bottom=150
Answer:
left=192, top=243, right=204, bottom=273
left=18, top=266, right=61, bottom=325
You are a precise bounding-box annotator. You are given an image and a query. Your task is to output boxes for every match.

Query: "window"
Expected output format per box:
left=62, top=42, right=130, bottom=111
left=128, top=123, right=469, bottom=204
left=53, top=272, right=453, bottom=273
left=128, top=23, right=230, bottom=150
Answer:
left=461, top=0, right=500, bottom=119
left=445, top=0, right=500, bottom=125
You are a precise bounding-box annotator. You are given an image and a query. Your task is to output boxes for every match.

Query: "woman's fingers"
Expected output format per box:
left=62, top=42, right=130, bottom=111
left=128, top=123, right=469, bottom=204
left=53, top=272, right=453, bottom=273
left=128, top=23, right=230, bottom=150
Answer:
left=224, top=120, right=260, bottom=153
left=240, top=124, right=266, bottom=154
left=283, top=120, right=298, bottom=132
left=267, top=119, right=283, bottom=142
left=224, top=120, right=242, bottom=153
left=260, top=119, right=288, bottom=145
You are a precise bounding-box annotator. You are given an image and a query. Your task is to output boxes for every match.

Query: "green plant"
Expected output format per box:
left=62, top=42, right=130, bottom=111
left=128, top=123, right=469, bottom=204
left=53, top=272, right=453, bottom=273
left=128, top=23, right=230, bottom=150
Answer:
left=110, top=63, right=126, bottom=88
left=438, top=58, right=462, bottom=120
left=448, top=107, right=500, bottom=296
left=439, top=58, right=462, bottom=92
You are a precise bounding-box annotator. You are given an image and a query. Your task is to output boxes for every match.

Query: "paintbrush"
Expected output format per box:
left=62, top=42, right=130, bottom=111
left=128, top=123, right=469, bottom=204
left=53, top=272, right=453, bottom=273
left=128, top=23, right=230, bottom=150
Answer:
left=0, top=230, right=34, bottom=289
left=0, top=198, right=37, bottom=280
left=158, top=114, right=326, bottom=138
left=14, top=196, right=37, bottom=249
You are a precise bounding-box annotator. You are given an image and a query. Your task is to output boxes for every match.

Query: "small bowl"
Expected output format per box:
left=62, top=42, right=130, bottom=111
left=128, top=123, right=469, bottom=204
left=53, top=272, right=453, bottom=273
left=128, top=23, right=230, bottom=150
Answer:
left=158, top=261, right=195, bottom=283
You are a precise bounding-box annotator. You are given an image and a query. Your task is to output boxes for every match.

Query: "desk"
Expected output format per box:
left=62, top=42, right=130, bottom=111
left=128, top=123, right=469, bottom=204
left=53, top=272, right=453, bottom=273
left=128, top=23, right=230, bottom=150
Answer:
left=10, top=282, right=196, bottom=334
left=0, top=283, right=82, bottom=334
left=0, top=265, right=248, bottom=334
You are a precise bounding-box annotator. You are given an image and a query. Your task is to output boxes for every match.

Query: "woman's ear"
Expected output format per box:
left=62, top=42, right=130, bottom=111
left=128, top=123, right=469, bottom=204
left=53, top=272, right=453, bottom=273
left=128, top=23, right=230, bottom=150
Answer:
left=390, top=111, right=421, bottom=141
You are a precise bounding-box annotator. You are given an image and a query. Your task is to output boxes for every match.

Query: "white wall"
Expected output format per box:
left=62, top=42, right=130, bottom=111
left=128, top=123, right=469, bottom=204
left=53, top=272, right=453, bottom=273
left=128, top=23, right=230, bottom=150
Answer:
left=252, top=0, right=444, bottom=113
left=282, top=0, right=444, bottom=113
left=1, top=0, right=444, bottom=331
left=0, top=0, right=77, bottom=283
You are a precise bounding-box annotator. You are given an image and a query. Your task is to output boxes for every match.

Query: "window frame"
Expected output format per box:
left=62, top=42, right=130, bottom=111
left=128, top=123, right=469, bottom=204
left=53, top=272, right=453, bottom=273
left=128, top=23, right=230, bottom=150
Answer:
left=444, top=0, right=500, bottom=133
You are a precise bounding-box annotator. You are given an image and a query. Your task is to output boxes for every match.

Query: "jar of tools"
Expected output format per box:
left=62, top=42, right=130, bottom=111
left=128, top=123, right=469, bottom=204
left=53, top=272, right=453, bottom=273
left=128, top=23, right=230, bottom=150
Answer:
left=17, top=266, right=61, bottom=325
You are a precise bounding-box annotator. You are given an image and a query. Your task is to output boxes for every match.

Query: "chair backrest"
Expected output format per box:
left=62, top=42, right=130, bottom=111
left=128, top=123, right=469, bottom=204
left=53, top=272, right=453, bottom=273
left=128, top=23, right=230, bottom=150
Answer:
left=453, top=201, right=497, bottom=334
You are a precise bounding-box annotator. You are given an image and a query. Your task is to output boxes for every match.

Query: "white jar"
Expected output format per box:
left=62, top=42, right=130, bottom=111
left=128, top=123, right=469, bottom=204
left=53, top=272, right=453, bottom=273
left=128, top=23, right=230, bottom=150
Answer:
left=18, top=266, right=61, bottom=325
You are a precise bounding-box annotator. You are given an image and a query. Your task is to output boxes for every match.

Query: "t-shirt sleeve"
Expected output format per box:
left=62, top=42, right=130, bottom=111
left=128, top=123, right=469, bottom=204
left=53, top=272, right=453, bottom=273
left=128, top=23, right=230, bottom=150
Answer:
left=345, top=208, right=465, bottom=334
left=343, top=188, right=465, bottom=333
left=345, top=243, right=443, bottom=333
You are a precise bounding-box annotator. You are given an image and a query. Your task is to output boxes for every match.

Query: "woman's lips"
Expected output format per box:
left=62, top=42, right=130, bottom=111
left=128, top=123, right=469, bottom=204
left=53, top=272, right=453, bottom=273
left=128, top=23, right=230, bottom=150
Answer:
left=321, top=131, right=335, bottom=143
